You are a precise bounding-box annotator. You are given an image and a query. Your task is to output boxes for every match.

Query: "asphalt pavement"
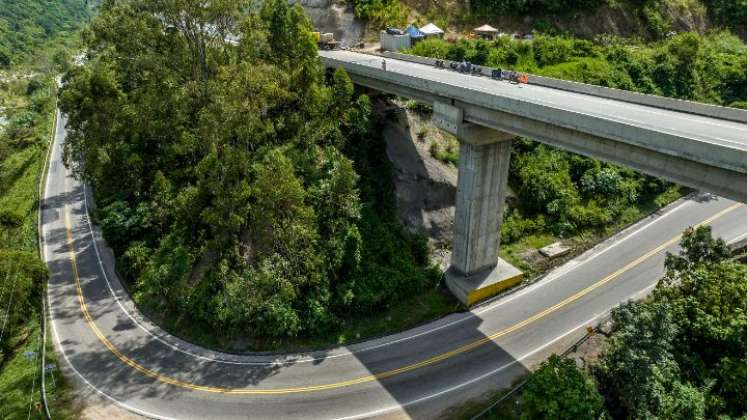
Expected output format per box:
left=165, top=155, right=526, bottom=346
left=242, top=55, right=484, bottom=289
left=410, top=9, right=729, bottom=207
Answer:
left=320, top=50, right=747, bottom=154
left=43, top=111, right=747, bottom=419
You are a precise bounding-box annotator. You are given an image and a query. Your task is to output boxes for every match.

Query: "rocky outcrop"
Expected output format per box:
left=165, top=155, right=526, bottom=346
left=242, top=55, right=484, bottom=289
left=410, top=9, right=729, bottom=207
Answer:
left=380, top=105, right=458, bottom=270
left=294, top=0, right=364, bottom=47
left=400, top=0, right=712, bottom=39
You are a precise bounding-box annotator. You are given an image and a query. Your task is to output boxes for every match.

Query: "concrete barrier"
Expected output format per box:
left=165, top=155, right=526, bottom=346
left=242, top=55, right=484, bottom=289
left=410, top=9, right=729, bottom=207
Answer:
left=381, top=51, right=747, bottom=124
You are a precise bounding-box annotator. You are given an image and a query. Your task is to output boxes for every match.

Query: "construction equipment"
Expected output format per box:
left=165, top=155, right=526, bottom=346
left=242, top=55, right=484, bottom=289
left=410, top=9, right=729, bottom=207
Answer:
left=494, top=69, right=529, bottom=84
left=313, top=32, right=339, bottom=50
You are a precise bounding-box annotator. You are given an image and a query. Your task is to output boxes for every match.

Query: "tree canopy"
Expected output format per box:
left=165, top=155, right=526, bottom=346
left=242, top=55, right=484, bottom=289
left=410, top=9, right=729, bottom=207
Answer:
left=0, top=0, right=92, bottom=66
left=513, top=227, right=747, bottom=420
left=61, top=0, right=438, bottom=341
left=521, top=354, right=605, bottom=420
left=593, top=226, right=747, bottom=419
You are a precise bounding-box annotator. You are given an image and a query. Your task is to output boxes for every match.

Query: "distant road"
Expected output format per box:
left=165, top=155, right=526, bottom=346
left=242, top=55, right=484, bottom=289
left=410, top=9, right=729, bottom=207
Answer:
left=43, top=112, right=747, bottom=419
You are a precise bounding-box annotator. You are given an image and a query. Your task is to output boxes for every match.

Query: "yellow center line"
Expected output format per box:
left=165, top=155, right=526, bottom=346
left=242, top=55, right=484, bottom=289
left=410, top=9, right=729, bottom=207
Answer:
left=63, top=201, right=743, bottom=394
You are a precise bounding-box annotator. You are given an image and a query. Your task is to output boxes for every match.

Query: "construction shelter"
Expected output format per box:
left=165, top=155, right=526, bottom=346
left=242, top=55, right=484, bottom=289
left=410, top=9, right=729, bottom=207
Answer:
left=380, top=28, right=411, bottom=52
left=474, top=24, right=499, bottom=40
left=419, top=23, right=444, bottom=38
left=405, top=25, right=426, bottom=43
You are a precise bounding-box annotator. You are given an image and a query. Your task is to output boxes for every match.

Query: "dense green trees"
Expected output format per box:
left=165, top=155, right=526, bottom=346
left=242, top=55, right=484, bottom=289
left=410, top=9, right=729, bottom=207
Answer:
left=595, top=301, right=707, bottom=419
left=521, top=354, right=605, bottom=419
left=501, top=139, right=670, bottom=242
left=702, top=0, right=747, bottom=27
left=471, top=0, right=606, bottom=15
left=0, top=0, right=92, bottom=66
left=515, top=227, right=747, bottom=419
left=61, top=0, right=437, bottom=341
left=408, top=32, right=747, bottom=242
left=594, top=226, right=747, bottom=418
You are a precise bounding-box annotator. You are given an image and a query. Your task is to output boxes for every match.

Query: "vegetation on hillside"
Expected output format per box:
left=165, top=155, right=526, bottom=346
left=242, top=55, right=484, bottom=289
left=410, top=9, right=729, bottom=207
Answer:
left=348, top=0, right=409, bottom=28
left=470, top=0, right=605, bottom=15
left=0, top=1, right=97, bottom=417
left=0, top=0, right=92, bottom=67
left=503, top=227, right=747, bottom=419
left=701, top=0, right=747, bottom=28
left=468, top=0, right=705, bottom=38
left=60, top=0, right=441, bottom=346
left=0, top=70, right=76, bottom=420
left=350, top=0, right=747, bottom=42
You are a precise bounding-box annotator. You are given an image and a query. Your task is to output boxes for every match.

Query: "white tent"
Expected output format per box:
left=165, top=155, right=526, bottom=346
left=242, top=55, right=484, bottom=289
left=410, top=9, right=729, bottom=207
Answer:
left=419, top=23, right=444, bottom=37
left=474, top=24, right=499, bottom=40
left=474, top=24, right=499, bottom=33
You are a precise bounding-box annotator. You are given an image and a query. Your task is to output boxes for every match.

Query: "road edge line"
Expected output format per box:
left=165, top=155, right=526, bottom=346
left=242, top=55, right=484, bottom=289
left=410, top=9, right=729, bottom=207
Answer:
left=38, top=82, right=60, bottom=420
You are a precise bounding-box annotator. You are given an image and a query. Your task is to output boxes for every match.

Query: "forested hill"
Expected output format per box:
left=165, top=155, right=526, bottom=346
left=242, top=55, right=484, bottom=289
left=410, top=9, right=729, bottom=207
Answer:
left=350, top=0, right=746, bottom=41
left=0, top=0, right=94, bottom=66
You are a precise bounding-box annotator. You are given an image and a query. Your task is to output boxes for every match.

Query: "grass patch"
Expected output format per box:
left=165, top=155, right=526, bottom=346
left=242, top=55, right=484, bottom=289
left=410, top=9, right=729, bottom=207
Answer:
left=429, top=137, right=460, bottom=166
left=441, top=385, right=524, bottom=419
left=0, top=145, right=44, bottom=250
left=0, top=73, right=75, bottom=419
left=0, top=320, right=77, bottom=420
left=328, top=285, right=461, bottom=347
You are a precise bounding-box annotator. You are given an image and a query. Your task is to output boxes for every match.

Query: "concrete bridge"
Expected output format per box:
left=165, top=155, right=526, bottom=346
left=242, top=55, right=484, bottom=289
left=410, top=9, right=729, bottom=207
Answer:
left=319, top=50, right=747, bottom=305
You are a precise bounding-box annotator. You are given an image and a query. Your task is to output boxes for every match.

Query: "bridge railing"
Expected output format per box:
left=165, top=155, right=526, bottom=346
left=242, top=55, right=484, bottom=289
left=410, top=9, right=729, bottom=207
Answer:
left=379, top=51, right=747, bottom=124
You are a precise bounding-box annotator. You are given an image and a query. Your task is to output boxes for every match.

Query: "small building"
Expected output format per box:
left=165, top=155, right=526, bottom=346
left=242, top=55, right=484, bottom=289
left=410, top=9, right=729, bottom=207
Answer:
left=473, top=24, right=499, bottom=40
left=380, top=29, right=411, bottom=52
left=419, top=23, right=444, bottom=39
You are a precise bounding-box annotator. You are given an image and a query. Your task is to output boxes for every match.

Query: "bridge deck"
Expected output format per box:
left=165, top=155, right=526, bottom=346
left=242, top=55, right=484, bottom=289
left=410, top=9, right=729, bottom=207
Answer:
left=321, top=50, right=747, bottom=174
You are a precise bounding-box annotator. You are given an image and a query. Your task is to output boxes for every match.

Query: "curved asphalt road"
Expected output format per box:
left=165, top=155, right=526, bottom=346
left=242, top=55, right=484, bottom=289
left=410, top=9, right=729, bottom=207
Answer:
left=42, top=110, right=747, bottom=420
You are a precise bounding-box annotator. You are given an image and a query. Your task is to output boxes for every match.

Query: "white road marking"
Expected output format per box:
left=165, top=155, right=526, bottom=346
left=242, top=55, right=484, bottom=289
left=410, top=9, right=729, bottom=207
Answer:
left=78, top=175, right=701, bottom=365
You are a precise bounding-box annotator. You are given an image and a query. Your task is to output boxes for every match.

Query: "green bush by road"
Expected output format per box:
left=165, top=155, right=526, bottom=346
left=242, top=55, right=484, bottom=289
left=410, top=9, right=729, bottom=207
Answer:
left=474, top=227, right=747, bottom=419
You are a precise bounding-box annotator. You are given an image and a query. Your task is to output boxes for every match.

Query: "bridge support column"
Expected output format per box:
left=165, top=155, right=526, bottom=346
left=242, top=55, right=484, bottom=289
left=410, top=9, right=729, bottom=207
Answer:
left=433, top=102, right=523, bottom=305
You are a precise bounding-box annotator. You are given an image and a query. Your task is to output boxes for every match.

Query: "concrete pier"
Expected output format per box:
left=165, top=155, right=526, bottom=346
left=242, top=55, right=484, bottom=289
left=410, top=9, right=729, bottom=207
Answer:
left=452, top=140, right=512, bottom=274
left=433, top=102, right=523, bottom=305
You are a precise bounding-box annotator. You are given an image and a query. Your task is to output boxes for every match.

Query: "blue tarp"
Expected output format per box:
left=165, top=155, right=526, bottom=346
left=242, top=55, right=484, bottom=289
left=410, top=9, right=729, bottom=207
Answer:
left=405, top=25, right=425, bottom=39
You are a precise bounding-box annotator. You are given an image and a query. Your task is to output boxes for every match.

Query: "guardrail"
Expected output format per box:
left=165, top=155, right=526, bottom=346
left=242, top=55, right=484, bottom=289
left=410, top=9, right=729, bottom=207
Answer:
left=381, top=51, right=747, bottom=124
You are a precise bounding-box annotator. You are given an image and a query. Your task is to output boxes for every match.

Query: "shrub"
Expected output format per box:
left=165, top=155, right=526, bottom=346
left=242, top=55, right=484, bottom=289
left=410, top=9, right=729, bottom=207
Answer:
left=521, top=354, right=605, bottom=420
left=0, top=251, right=47, bottom=358
left=430, top=140, right=459, bottom=166
left=0, top=210, right=23, bottom=228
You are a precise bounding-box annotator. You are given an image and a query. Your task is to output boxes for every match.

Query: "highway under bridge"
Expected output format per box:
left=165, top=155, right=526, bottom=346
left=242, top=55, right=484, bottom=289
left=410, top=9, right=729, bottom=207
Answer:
left=320, top=49, right=747, bottom=304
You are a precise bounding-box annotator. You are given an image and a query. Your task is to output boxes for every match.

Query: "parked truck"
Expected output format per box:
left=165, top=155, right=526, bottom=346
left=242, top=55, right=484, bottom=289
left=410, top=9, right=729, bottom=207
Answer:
left=313, top=32, right=338, bottom=50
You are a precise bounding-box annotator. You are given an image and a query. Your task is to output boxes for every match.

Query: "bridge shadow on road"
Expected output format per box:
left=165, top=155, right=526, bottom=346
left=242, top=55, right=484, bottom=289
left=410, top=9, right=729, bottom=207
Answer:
left=41, top=141, right=530, bottom=419
left=348, top=308, right=530, bottom=419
